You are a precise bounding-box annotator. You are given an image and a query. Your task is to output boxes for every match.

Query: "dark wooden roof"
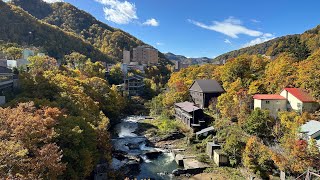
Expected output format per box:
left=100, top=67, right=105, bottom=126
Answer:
left=189, top=79, right=224, bottom=93
left=175, top=101, right=200, bottom=113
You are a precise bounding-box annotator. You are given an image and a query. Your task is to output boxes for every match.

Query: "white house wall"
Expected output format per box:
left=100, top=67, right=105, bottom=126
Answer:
left=261, top=99, right=287, bottom=117
left=254, top=99, right=262, bottom=109
left=280, top=90, right=303, bottom=112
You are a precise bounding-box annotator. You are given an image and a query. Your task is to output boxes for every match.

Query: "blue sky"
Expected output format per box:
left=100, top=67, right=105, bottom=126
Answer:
left=48, top=0, right=320, bottom=58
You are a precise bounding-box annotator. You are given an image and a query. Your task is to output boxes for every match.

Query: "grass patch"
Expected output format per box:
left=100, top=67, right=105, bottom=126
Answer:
left=203, top=167, right=246, bottom=180
left=196, top=153, right=210, bottom=163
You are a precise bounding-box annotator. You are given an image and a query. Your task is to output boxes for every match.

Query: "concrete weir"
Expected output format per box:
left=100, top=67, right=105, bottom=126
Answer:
left=172, top=150, right=211, bottom=176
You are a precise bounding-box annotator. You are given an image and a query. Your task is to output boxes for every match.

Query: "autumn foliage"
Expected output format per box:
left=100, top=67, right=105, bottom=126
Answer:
left=152, top=49, right=320, bottom=177
left=0, top=102, right=66, bottom=179
left=1, top=54, right=125, bottom=179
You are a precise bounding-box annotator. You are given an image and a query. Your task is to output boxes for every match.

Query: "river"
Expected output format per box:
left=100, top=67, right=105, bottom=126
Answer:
left=111, top=116, right=179, bottom=179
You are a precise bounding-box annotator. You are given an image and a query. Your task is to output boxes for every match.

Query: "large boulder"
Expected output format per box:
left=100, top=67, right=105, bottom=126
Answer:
left=144, top=150, right=163, bottom=159
left=126, top=143, right=140, bottom=150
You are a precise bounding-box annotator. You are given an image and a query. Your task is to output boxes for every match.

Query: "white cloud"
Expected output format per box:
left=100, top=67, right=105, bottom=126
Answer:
left=95, top=0, right=138, bottom=24
left=156, top=42, right=164, bottom=46
left=143, top=18, right=159, bottom=27
left=224, top=39, right=232, bottom=44
left=188, top=17, right=263, bottom=38
left=243, top=33, right=275, bottom=47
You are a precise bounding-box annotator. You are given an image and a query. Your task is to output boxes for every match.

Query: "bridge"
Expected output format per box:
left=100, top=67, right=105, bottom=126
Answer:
left=0, top=67, right=17, bottom=106
left=0, top=79, right=14, bottom=90
left=0, top=66, right=17, bottom=91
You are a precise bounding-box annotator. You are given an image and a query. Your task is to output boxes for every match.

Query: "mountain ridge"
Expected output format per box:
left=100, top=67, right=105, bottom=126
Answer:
left=213, top=25, right=320, bottom=63
left=0, top=0, right=112, bottom=62
left=165, top=52, right=212, bottom=65
left=9, top=0, right=170, bottom=63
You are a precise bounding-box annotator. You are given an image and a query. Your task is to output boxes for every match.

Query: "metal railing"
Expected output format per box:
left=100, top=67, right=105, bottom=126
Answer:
left=296, top=169, right=320, bottom=180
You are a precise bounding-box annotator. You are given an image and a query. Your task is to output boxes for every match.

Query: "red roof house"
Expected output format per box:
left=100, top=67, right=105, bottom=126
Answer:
left=282, top=88, right=316, bottom=103
left=280, top=88, right=319, bottom=113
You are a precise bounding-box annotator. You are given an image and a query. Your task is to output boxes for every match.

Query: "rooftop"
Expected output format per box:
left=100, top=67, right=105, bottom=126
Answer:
left=253, top=94, right=286, bottom=100
left=189, top=79, right=224, bottom=93
left=175, top=101, right=200, bottom=113
left=284, top=88, right=316, bottom=103
left=300, top=120, right=320, bottom=136
left=207, top=142, right=221, bottom=147
left=195, top=126, right=214, bottom=135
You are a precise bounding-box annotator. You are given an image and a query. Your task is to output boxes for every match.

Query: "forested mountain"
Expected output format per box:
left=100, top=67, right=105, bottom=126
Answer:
left=165, top=52, right=212, bottom=64
left=9, top=0, right=169, bottom=63
left=213, top=25, right=320, bottom=63
left=0, top=0, right=113, bottom=61
left=0, top=0, right=170, bottom=64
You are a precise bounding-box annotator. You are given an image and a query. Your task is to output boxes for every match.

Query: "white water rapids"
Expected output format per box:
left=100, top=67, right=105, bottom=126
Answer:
left=111, top=116, right=178, bottom=179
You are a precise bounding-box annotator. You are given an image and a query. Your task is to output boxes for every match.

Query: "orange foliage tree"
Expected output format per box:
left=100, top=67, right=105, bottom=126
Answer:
left=0, top=102, right=66, bottom=179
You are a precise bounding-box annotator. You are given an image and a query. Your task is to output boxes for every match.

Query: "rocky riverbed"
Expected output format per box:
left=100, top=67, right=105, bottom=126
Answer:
left=110, top=116, right=180, bottom=179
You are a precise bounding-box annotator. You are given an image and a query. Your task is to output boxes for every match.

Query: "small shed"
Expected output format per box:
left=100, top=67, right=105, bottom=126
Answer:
left=213, top=150, right=228, bottom=166
left=206, top=142, right=221, bottom=159
left=196, top=126, right=215, bottom=139
left=175, top=154, right=184, bottom=167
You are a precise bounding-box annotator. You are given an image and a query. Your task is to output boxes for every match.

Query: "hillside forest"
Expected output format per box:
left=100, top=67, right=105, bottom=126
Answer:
left=151, top=50, right=320, bottom=178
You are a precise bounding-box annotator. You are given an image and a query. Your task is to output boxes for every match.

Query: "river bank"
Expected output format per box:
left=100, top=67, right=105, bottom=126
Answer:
left=134, top=117, right=249, bottom=180
left=110, top=116, right=180, bottom=179
left=110, top=116, right=248, bottom=180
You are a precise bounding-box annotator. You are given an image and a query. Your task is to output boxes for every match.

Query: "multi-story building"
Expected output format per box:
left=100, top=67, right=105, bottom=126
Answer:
left=0, top=66, right=17, bottom=105
left=124, top=74, right=145, bottom=96
left=0, top=48, right=35, bottom=70
left=123, top=50, right=130, bottom=64
left=189, top=79, right=225, bottom=109
left=132, top=45, right=158, bottom=64
left=171, top=60, right=190, bottom=71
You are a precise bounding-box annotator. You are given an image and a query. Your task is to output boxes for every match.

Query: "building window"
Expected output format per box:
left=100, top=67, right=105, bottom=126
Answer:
left=266, top=101, right=270, bottom=104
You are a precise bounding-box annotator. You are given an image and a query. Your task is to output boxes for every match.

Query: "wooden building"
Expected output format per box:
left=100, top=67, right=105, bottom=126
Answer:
left=189, top=80, right=224, bottom=109
left=174, top=101, right=204, bottom=130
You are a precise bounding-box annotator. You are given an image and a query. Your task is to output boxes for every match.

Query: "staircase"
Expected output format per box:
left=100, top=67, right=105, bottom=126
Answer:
left=296, top=169, right=320, bottom=180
